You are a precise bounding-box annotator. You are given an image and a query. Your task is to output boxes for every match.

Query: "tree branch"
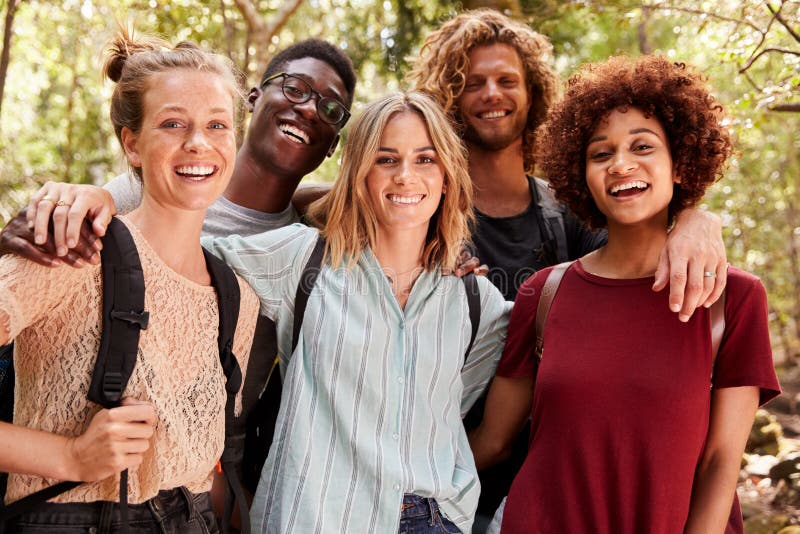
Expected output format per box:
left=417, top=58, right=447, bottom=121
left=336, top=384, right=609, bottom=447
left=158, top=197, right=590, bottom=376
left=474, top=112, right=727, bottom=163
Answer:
left=263, top=0, right=304, bottom=37
left=232, top=0, right=266, bottom=34
left=740, top=46, right=800, bottom=73
left=645, top=3, right=762, bottom=32
left=767, top=0, right=800, bottom=44
left=770, top=103, right=800, bottom=112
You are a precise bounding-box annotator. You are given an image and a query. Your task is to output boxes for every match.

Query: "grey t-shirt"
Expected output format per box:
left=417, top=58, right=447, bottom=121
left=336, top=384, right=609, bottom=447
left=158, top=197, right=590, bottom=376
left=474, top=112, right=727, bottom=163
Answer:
left=103, top=172, right=300, bottom=238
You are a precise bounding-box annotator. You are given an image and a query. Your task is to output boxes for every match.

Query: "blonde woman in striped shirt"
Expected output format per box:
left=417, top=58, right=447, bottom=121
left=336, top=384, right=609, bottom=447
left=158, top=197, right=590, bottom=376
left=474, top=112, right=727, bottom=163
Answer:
left=204, top=92, right=511, bottom=533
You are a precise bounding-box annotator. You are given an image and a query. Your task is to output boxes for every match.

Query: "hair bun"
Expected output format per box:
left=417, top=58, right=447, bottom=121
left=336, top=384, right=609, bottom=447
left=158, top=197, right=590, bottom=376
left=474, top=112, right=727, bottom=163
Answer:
left=103, top=26, right=171, bottom=83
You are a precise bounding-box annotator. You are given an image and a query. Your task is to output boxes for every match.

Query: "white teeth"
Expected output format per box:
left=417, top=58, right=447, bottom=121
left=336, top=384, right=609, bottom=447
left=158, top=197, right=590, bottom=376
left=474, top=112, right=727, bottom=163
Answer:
left=479, top=110, right=506, bottom=119
left=175, top=165, right=215, bottom=177
left=279, top=123, right=310, bottom=144
left=610, top=181, right=648, bottom=194
left=387, top=194, right=424, bottom=205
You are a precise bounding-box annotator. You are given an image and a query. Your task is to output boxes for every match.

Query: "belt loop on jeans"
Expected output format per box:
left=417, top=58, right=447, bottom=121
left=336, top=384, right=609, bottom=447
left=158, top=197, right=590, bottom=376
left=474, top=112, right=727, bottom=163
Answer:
left=179, top=486, right=196, bottom=522
left=426, top=497, right=437, bottom=526
left=98, top=501, right=114, bottom=534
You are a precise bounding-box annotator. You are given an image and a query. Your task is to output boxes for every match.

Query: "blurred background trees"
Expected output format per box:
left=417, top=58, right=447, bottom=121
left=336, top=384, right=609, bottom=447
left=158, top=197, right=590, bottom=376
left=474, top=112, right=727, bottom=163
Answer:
left=0, top=0, right=798, bottom=362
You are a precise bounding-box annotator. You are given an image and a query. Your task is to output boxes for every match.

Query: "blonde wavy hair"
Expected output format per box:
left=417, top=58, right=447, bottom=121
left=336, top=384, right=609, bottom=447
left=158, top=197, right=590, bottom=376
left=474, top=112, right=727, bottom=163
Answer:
left=306, top=92, right=473, bottom=271
left=407, top=9, right=559, bottom=175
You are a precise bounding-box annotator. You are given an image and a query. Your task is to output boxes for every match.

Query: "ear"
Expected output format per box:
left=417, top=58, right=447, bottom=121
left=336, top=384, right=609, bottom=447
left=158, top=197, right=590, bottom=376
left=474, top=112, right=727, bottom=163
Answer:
left=120, top=127, right=141, bottom=168
left=673, top=172, right=682, bottom=185
left=326, top=134, right=340, bottom=158
left=246, top=87, right=261, bottom=113
left=441, top=177, right=448, bottom=195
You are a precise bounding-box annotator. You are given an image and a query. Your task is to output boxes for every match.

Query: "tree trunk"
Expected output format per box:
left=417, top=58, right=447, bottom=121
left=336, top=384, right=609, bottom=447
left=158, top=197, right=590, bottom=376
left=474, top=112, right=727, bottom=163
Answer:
left=0, top=0, right=22, bottom=124
left=232, top=0, right=304, bottom=80
left=638, top=3, right=652, bottom=54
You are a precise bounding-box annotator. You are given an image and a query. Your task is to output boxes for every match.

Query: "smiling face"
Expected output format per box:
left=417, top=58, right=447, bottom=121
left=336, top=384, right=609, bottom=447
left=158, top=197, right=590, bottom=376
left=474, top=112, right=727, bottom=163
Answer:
left=245, top=57, right=348, bottom=179
left=457, top=43, right=531, bottom=152
left=585, top=107, right=679, bottom=229
left=364, top=110, right=446, bottom=241
left=121, top=68, right=236, bottom=212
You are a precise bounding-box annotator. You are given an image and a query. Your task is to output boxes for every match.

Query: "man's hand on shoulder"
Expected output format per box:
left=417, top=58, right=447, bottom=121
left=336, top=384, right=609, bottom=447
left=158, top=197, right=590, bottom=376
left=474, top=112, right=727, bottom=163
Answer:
left=653, top=208, right=727, bottom=322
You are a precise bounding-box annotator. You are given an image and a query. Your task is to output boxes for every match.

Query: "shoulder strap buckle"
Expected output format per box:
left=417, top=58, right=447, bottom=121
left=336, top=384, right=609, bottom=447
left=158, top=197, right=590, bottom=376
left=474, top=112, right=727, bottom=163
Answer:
left=110, top=310, right=150, bottom=329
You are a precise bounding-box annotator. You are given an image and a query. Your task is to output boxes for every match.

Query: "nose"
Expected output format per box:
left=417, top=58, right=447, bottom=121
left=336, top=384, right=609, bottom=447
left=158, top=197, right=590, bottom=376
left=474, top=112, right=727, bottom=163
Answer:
left=293, top=98, right=318, bottom=122
left=608, top=152, right=638, bottom=175
left=183, top=127, right=211, bottom=153
left=393, top=159, right=416, bottom=184
left=481, top=79, right=502, bottom=101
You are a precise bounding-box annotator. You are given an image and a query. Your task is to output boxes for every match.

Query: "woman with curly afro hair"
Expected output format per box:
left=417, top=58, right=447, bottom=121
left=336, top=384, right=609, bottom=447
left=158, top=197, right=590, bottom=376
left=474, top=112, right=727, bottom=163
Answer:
left=469, top=55, right=780, bottom=534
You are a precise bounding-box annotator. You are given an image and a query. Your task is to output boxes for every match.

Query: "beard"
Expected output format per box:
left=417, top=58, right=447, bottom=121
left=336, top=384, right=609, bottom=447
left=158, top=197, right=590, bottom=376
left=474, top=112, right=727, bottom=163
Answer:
left=460, top=112, right=528, bottom=152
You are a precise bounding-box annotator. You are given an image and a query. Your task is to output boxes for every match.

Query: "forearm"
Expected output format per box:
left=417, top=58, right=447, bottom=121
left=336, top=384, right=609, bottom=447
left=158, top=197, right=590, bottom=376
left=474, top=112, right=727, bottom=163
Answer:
left=468, top=425, right=515, bottom=471
left=0, top=421, right=78, bottom=481
left=467, top=375, right=533, bottom=471
left=684, top=451, right=740, bottom=533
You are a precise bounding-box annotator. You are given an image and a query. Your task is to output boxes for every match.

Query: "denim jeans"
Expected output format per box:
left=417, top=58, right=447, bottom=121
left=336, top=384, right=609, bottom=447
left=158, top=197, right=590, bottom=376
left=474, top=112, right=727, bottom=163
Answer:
left=4, top=487, right=219, bottom=534
left=398, top=494, right=461, bottom=534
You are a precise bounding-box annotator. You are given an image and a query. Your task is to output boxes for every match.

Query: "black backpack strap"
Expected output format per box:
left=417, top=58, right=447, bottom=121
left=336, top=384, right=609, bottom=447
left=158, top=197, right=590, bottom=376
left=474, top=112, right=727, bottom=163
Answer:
left=292, top=235, right=326, bottom=352
left=2, top=218, right=147, bottom=531
left=88, top=217, right=149, bottom=408
left=203, top=249, right=251, bottom=534
left=461, top=273, right=481, bottom=363
left=531, top=177, right=569, bottom=264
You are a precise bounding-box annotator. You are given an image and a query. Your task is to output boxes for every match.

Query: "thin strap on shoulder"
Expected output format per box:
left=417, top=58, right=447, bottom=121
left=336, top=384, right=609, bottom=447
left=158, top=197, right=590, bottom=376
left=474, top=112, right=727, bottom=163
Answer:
left=534, top=261, right=574, bottom=362
left=292, top=234, right=326, bottom=353
left=709, top=288, right=727, bottom=371
left=461, top=272, right=481, bottom=363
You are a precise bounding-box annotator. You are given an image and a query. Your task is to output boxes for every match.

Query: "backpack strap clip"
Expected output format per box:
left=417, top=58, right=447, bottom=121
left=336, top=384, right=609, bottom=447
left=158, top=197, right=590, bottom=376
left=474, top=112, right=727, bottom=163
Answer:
left=109, top=310, right=150, bottom=329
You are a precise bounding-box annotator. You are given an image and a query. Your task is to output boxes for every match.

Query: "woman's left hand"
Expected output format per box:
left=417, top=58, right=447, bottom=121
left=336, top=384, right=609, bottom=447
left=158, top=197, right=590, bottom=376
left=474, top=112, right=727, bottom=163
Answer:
left=26, top=181, right=116, bottom=257
left=653, top=208, right=727, bottom=322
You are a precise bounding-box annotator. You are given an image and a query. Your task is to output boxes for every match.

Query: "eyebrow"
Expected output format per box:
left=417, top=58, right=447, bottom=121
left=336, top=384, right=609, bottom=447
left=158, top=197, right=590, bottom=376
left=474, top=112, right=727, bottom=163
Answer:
left=288, top=72, right=346, bottom=103
left=377, top=146, right=437, bottom=153
left=587, top=127, right=662, bottom=145
left=157, top=105, right=230, bottom=115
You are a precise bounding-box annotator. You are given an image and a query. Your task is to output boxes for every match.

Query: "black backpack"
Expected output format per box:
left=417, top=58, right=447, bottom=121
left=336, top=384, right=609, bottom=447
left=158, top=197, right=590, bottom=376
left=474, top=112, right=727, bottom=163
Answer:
left=0, top=217, right=250, bottom=534
left=240, top=235, right=483, bottom=494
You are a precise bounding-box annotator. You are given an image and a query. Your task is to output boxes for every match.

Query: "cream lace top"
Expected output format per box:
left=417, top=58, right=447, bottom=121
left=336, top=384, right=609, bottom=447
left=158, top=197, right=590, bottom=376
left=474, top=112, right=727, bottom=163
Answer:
left=0, top=217, right=259, bottom=504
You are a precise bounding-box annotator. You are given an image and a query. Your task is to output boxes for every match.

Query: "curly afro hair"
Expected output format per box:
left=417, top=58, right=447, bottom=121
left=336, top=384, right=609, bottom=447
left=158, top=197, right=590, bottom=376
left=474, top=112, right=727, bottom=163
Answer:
left=407, top=9, right=559, bottom=175
left=535, top=55, right=732, bottom=229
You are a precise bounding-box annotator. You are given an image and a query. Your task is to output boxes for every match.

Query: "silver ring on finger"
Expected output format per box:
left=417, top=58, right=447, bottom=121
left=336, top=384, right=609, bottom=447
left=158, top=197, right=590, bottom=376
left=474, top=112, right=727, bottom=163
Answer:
left=703, top=271, right=716, bottom=278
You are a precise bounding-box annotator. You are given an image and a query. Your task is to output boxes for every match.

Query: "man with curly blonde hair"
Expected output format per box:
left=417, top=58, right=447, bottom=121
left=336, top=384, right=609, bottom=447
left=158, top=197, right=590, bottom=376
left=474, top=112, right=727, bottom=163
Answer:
left=408, top=8, right=729, bottom=527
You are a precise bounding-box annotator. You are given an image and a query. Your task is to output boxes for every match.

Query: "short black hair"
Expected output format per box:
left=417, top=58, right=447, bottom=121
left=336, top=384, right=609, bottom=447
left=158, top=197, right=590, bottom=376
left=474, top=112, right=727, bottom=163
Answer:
left=260, top=39, right=356, bottom=107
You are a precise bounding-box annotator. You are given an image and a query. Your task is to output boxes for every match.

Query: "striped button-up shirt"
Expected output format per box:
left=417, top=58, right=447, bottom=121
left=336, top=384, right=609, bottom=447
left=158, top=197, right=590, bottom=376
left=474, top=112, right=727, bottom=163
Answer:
left=204, top=225, right=511, bottom=533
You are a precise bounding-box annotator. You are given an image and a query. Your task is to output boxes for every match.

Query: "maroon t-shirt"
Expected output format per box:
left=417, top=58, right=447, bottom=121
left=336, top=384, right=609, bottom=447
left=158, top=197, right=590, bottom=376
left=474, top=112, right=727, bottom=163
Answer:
left=496, top=262, right=780, bottom=534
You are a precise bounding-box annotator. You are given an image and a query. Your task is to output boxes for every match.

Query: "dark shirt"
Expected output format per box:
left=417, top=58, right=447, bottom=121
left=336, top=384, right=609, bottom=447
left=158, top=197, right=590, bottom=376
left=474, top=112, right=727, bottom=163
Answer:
left=468, top=176, right=607, bottom=515
left=472, top=177, right=606, bottom=300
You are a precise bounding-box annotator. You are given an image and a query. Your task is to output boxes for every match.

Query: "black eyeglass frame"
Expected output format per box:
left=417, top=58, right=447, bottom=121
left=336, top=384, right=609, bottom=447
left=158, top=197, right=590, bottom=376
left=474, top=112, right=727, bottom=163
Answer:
left=261, top=72, right=351, bottom=126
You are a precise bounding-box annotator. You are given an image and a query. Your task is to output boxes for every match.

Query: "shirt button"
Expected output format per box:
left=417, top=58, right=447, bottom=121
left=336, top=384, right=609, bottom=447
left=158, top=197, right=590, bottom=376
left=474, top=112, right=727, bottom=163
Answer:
left=399, top=322, right=405, bottom=330
left=397, top=376, right=404, bottom=384
left=393, top=484, right=401, bottom=491
left=392, top=433, right=399, bottom=440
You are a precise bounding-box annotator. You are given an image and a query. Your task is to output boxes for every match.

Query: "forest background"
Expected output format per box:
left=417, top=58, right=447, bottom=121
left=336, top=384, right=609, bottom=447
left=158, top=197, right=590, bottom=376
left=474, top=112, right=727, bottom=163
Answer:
left=0, top=0, right=797, bottom=362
